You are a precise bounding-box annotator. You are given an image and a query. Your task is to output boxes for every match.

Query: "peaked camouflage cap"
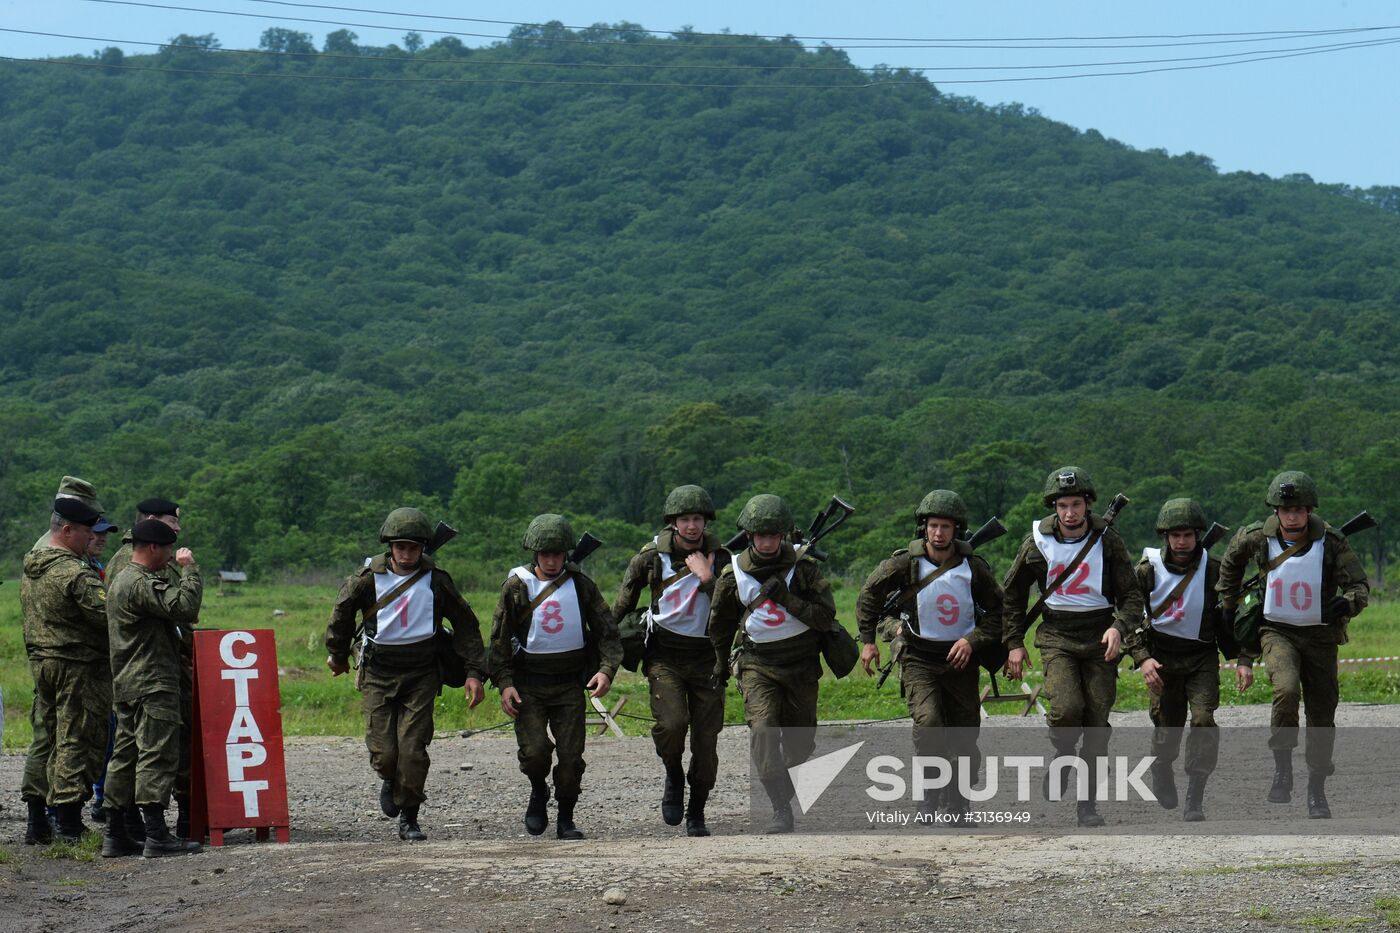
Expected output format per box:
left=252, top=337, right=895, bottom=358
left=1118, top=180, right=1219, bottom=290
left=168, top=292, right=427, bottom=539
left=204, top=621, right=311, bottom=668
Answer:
left=55, top=474, right=104, bottom=514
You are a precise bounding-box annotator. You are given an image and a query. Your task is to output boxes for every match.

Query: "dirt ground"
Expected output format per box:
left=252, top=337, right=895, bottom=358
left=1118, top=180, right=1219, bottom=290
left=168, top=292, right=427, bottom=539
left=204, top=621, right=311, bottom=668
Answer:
left=3, top=704, right=1400, bottom=932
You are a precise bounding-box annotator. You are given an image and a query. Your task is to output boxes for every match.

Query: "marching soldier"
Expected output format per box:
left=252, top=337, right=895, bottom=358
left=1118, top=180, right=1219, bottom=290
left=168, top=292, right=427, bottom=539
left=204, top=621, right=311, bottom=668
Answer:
left=708, top=494, right=838, bottom=834
left=490, top=514, right=622, bottom=840
left=1124, top=498, right=1252, bottom=822
left=325, top=508, right=488, bottom=841
left=1002, top=467, right=1143, bottom=827
left=856, top=490, right=1004, bottom=818
left=1217, top=472, right=1369, bottom=818
left=612, top=485, right=730, bottom=836
left=100, top=519, right=203, bottom=857
left=20, top=498, right=110, bottom=845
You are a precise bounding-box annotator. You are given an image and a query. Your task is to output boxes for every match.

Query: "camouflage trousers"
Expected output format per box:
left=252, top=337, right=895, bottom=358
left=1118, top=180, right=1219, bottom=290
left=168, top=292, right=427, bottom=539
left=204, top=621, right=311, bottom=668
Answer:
left=739, top=659, right=820, bottom=781
left=175, top=646, right=193, bottom=804
left=361, top=661, right=441, bottom=808
left=22, top=658, right=112, bottom=806
left=1039, top=645, right=1118, bottom=760
left=901, top=653, right=982, bottom=784
left=644, top=649, right=724, bottom=792
left=1147, top=646, right=1220, bottom=776
left=1261, top=626, right=1339, bottom=775
left=103, top=691, right=181, bottom=809
left=514, top=679, right=587, bottom=800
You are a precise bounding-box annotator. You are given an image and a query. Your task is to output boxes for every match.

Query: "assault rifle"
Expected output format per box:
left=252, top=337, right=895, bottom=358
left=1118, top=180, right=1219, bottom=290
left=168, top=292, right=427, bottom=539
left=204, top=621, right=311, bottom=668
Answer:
left=424, top=521, right=457, bottom=556
left=569, top=532, right=605, bottom=565
left=725, top=495, right=857, bottom=561
left=1199, top=522, right=1229, bottom=552
left=874, top=516, right=1007, bottom=688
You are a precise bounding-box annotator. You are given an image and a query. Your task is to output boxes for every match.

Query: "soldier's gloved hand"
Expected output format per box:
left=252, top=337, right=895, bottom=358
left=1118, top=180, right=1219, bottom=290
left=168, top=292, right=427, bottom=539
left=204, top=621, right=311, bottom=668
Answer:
left=711, top=665, right=729, bottom=690
left=759, top=575, right=789, bottom=604
left=1323, top=596, right=1351, bottom=624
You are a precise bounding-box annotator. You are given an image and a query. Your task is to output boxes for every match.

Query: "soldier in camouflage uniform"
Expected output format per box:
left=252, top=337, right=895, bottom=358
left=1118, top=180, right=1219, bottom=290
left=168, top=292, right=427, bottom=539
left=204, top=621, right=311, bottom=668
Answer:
left=708, top=494, right=839, bottom=834
left=20, top=498, right=110, bottom=845
left=1217, top=472, right=1369, bottom=819
left=84, top=515, right=119, bottom=824
left=326, top=508, right=488, bottom=842
left=856, top=490, right=1004, bottom=818
left=100, top=519, right=203, bottom=858
left=612, top=485, right=731, bottom=836
left=490, top=514, right=622, bottom=840
left=1124, top=498, right=1254, bottom=822
left=1002, top=467, right=1143, bottom=827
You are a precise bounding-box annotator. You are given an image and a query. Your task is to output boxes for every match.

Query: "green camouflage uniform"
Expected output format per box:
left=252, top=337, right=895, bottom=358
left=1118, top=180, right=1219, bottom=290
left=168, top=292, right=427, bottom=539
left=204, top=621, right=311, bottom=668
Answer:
left=326, top=554, right=488, bottom=809
left=1002, top=513, right=1143, bottom=760
left=102, top=561, right=203, bottom=809
left=1126, top=552, right=1237, bottom=776
left=488, top=565, right=621, bottom=801
left=708, top=543, right=837, bottom=781
left=20, top=546, right=112, bottom=806
left=612, top=529, right=729, bottom=793
left=857, top=538, right=1004, bottom=770
left=1217, top=514, right=1369, bottom=775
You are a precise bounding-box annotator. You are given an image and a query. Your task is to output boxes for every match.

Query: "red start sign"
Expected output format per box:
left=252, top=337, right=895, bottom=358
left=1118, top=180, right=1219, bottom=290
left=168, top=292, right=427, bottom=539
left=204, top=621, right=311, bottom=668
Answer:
left=189, top=629, right=291, bottom=845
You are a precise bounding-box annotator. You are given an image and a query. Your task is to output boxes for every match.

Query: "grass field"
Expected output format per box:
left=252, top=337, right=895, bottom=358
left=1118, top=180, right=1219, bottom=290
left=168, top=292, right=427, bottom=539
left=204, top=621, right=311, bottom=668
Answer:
left=3, top=581, right=1399, bottom=749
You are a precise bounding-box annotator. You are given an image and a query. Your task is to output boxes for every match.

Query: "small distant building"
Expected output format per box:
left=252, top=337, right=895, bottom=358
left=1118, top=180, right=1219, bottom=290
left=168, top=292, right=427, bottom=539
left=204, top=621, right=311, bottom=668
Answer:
left=218, top=570, right=248, bottom=594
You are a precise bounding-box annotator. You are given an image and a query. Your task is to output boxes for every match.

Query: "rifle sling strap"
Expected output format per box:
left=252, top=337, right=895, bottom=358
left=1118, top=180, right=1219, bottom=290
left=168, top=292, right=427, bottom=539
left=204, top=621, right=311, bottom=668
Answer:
left=528, top=571, right=574, bottom=613
left=1263, top=537, right=1310, bottom=574
left=898, top=552, right=965, bottom=634
left=356, top=565, right=433, bottom=644
left=1024, top=528, right=1105, bottom=626
left=1149, top=558, right=1201, bottom=621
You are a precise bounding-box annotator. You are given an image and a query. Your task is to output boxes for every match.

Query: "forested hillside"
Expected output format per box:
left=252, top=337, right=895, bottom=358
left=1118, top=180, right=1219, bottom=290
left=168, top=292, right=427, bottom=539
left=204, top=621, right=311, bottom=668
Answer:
left=2, top=24, right=1397, bottom=586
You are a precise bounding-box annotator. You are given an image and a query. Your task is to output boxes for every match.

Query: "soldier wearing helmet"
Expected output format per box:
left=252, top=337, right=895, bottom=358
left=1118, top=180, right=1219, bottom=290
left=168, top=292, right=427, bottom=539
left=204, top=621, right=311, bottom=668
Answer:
left=611, top=485, right=731, bottom=837
left=1002, top=466, right=1143, bottom=827
left=1124, top=498, right=1250, bottom=823
left=855, top=490, right=1005, bottom=819
left=489, top=514, right=621, bottom=840
left=707, top=494, right=838, bottom=834
left=1217, top=471, right=1369, bottom=819
left=325, top=507, right=488, bottom=842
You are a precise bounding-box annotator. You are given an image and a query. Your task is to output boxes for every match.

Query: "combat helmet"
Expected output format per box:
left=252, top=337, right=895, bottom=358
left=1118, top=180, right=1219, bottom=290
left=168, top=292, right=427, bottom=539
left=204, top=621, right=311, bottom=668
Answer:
left=1042, top=466, right=1096, bottom=508
left=1155, top=498, right=1207, bottom=534
left=736, top=494, right=794, bottom=535
left=915, top=489, right=969, bottom=530
left=663, top=484, right=716, bottom=523
left=522, top=513, right=576, bottom=553
left=379, top=507, right=432, bottom=543
left=1265, top=471, right=1318, bottom=509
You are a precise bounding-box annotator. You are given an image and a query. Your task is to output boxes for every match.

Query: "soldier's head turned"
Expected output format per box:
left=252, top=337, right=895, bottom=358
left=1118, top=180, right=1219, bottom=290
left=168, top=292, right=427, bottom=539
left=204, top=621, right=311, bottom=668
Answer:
left=131, top=518, right=178, bottom=570
left=663, top=485, right=715, bottom=546
left=50, top=497, right=101, bottom=552
left=137, top=497, right=182, bottom=534
left=1043, top=466, right=1094, bottom=533
left=737, top=494, right=792, bottom=558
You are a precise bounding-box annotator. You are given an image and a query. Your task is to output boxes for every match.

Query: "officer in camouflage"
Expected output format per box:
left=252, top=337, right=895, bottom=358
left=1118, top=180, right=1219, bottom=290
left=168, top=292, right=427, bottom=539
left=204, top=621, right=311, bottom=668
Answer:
left=1002, top=467, right=1143, bottom=827
left=1124, top=498, right=1253, bottom=822
left=612, top=485, right=730, bottom=836
left=1217, top=471, right=1369, bottom=819
left=708, top=494, right=838, bottom=834
left=325, top=508, right=488, bottom=841
left=29, top=475, right=104, bottom=553
left=855, top=490, right=1004, bottom=818
left=20, top=498, right=111, bottom=845
left=490, top=514, right=622, bottom=840
left=100, top=519, right=203, bottom=858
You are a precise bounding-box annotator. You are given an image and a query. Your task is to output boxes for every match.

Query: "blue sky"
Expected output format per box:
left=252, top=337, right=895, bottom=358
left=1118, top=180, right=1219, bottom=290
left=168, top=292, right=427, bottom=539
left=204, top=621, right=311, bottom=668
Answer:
left=2, top=0, right=1396, bottom=186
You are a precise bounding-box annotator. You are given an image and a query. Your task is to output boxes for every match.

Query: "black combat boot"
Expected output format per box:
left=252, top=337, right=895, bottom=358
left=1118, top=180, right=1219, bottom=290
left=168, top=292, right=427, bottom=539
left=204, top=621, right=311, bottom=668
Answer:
left=398, top=805, right=427, bottom=841
left=761, top=778, right=794, bottom=834
left=1151, top=762, right=1179, bottom=810
left=1182, top=775, right=1207, bottom=822
left=661, top=757, right=685, bottom=827
left=175, top=797, right=190, bottom=840
left=24, top=798, right=53, bottom=846
left=943, top=786, right=972, bottom=824
left=379, top=779, right=400, bottom=818
left=124, top=805, right=146, bottom=842
left=90, top=797, right=108, bottom=824
left=53, top=802, right=89, bottom=844
left=140, top=804, right=201, bottom=857
left=1268, top=749, right=1293, bottom=803
left=685, top=785, right=711, bottom=837
left=523, top=779, right=550, bottom=836
left=1076, top=778, right=1105, bottom=828
left=1307, top=773, right=1331, bottom=819
left=555, top=797, right=585, bottom=840
left=101, top=808, right=142, bottom=858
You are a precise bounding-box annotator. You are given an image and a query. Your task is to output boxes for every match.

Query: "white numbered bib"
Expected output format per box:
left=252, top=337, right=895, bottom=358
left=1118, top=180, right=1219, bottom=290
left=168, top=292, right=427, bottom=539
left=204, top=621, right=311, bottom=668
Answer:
left=511, top=567, right=586, bottom=653
left=652, top=542, right=710, bottom=638
left=912, top=557, right=975, bottom=642
left=1144, top=548, right=1207, bottom=641
left=1032, top=521, right=1110, bottom=611
left=1263, top=539, right=1324, bottom=627
left=733, top=562, right=808, bottom=644
left=371, top=570, right=435, bottom=646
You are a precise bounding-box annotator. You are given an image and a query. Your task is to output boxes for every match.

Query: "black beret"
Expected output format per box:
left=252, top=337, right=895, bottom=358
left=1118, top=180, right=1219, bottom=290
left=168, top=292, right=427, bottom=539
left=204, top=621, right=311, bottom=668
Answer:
left=136, top=497, right=180, bottom=517
left=54, top=498, right=101, bottom=527
left=131, top=519, right=178, bottom=545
